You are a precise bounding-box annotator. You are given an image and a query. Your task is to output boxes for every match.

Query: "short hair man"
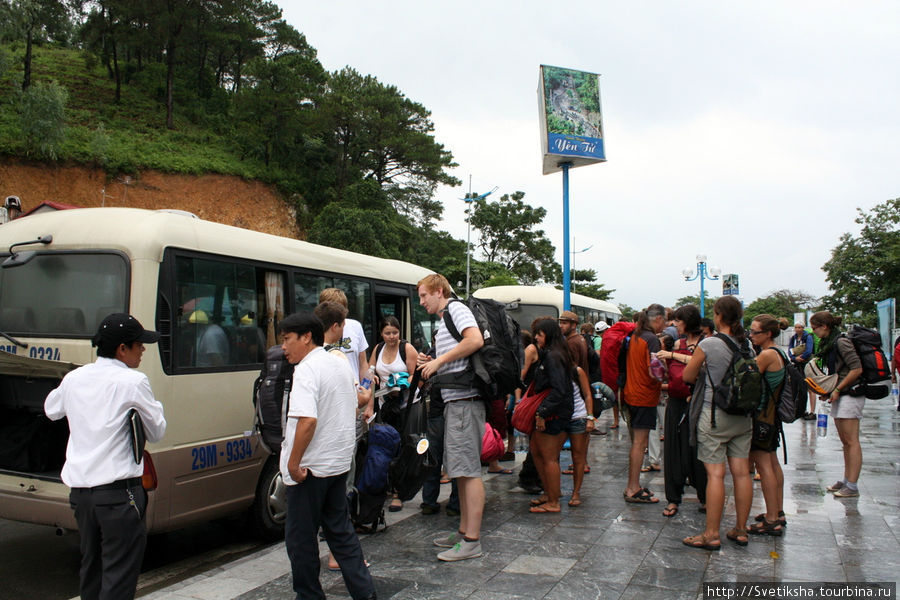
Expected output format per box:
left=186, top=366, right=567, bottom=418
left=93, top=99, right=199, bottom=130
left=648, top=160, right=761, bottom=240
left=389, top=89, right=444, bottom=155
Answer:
left=278, top=312, right=375, bottom=600
left=416, top=274, right=486, bottom=561
left=44, top=313, right=167, bottom=600
left=319, top=288, right=369, bottom=385
left=558, top=310, right=589, bottom=373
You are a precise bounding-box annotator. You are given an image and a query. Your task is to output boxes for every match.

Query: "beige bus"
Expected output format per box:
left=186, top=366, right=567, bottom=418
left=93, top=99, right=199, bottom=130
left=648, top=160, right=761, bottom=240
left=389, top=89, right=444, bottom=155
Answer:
left=0, top=207, right=435, bottom=539
left=472, top=285, right=622, bottom=330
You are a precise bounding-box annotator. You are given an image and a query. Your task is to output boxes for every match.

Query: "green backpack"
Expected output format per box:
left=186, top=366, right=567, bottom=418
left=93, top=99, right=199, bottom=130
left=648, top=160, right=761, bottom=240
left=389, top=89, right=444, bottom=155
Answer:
left=708, top=333, right=764, bottom=427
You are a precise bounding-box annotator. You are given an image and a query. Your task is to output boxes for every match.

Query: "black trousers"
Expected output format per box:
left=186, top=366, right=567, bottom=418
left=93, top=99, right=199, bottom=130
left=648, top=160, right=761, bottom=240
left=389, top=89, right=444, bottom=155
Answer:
left=285, top=472, right=375, bottom=600
left=70, top=484, right=147, bottom=600
left=663, top=396, right=708, bottom=506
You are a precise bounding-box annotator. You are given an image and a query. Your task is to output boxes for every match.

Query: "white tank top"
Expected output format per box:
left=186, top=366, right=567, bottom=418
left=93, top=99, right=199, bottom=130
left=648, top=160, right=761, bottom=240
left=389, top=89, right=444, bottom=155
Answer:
left=572, top=382, right=587, bottom=420
left=375, top=344, right=407, bottom=381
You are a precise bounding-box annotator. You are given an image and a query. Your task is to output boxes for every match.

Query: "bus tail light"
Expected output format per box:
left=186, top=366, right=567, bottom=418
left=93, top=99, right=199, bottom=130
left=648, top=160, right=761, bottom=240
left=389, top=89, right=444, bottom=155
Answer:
left=142, top=451, right=158, bottom=491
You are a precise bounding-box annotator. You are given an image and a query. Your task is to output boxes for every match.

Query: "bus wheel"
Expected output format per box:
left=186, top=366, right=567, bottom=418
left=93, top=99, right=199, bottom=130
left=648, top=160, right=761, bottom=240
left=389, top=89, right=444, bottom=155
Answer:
left=248, top=456, right=286, bottom=541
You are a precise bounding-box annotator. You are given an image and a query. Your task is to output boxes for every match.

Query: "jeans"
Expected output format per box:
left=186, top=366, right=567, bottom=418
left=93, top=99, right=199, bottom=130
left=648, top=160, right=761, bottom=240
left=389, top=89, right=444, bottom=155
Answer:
left=421, top=413, right=460, bottom=510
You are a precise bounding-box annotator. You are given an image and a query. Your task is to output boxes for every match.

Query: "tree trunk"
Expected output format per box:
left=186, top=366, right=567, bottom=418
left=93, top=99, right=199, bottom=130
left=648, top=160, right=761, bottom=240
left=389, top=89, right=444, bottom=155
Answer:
left=22, top=27, right=33, bottom=91
left=166, top=39, right=175, bottom=129
left=112, top=35, right=121, bottom=102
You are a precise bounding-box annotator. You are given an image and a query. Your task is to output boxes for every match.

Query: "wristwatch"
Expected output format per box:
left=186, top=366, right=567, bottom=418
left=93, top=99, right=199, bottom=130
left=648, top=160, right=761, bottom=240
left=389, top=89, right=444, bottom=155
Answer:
left=585, top=416, right=595, bottom=421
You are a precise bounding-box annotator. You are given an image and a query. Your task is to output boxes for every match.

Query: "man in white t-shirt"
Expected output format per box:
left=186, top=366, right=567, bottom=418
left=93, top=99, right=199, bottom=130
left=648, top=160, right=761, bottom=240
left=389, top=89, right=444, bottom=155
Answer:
left=318, top=288, right=369, bottom=386
left=279, top=312, right=375, bottom=600
left=416, top=274, right=486, bottom=562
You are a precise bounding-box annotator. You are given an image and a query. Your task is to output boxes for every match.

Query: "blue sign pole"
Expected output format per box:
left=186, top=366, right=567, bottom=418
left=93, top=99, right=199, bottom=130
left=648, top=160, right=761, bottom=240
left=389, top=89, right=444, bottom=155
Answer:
left=699, top=269, right=706, bottom=319
left=561, top=162, right=572, bottom=310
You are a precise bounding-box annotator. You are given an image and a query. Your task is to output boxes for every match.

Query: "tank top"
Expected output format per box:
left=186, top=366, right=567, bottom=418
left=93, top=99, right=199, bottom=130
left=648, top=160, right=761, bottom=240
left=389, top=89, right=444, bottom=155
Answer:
left=571, top=382, right=587, bottom=420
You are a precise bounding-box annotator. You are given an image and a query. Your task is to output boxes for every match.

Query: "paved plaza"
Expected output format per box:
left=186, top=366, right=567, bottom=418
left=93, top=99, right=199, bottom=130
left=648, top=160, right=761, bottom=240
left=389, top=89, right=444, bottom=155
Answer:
left=141, top=399, right=900, bottom=600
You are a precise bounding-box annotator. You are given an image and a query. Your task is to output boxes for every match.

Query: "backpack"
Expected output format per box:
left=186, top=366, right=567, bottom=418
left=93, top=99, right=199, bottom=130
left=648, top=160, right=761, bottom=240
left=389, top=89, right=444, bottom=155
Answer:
left=771, top=348, right=807, bottom=424
left=373, top=340, right=408, bottom=364
left=708, top=333, right=764, bottom=427
left=845, top=325, right=891, bottom=399
left=436, top=296, right=523, bottom=399
left=387, top=371, right=435, bottom=501
left=600, top=321, right=636, bottom=395
left=582, top=333, right=602, bottom=382
left=350, top=422, right=400, bottom=533
left=665, top=339, right=693, bottom=399
left=252, top=345, right=293, bottom=454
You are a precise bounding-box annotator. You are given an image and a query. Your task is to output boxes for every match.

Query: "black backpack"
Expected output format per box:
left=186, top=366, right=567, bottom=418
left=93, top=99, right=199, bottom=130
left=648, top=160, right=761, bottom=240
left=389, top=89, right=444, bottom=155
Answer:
left=771, top=348, right=807, bottom=424
left=252, top=346, right=293, bottom=453
left=708, top=334, right=764, bottom=427
left=436, top=296, right=523, bottom=399
left=845, top=325, right=891, bottom=399
left=582, top=333, right=602, bottom=382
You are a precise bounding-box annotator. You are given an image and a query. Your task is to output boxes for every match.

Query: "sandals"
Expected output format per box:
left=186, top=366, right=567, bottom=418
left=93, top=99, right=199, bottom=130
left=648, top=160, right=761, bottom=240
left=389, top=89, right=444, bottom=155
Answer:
left=562, top=464, right=591, bottom=474
left=726, top=528, right=749, bottom=546
left=530, top=496, right=549, bottom=507
left=530, top=504, right=561, bottom=513
left=682, top=533, right=720, bottom=551
left=749, top=519, right=784, bottom=537
left=640, top=464, right=661, bottom=472
left=754, top=510, right=787, bottom=527
left=624, top=489, right=659, bottom=504
left=662, top=504, right=679, bottom=517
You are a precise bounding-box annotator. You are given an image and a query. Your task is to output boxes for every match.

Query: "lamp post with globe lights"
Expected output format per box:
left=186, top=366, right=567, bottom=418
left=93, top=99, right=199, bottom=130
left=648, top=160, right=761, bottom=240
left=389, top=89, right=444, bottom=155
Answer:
left=682, top=254, right=721, bottom=318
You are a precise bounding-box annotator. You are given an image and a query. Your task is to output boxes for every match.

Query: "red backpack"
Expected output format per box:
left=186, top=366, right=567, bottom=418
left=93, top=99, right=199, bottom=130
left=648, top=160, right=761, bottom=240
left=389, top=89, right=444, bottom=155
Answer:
left=600, top=321, right=636, bottom=394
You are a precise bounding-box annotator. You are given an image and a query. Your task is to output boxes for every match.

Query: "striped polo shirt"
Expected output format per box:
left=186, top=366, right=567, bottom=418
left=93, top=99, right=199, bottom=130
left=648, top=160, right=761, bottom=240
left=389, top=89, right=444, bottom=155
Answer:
left=436, top=300, right=480, bottom=401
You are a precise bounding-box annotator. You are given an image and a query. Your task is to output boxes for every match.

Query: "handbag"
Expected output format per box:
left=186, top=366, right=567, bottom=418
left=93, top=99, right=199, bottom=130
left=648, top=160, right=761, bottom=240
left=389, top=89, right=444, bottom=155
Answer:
left=790, top=342, right=806, bottom=357
left=480, top=423, right=505, bottom=462
left=387, top=371, right=436, bottom=501
left=511, top=383, right=550, bottom=436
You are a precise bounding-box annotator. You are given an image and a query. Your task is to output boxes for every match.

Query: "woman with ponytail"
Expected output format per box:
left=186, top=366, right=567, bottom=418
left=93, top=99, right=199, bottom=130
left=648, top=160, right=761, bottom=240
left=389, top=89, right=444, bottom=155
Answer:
left=681, top=296, right=753, bottom=550
left=809, top=311, right=864, bottom=498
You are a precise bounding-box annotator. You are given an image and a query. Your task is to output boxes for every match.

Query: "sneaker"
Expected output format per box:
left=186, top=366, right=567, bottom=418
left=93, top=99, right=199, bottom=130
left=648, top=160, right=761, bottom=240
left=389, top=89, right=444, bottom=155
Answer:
left=826, top=481, right=845, bottom=493
left=833, top=487, right=860, bottom=498
left=420, top=504, right=440, bottom=515
left=437, top=539, right=483, bottom=562
left=445, top=507, right=460, bottom=517
left=433, top=531, right=463, bottom=548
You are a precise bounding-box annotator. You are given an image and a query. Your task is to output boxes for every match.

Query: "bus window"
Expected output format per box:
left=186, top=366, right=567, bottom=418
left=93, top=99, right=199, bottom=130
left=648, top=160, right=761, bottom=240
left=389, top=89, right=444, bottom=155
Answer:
left=412, top=300, right=438, bottom=352
left=174, top=256, right=266, bottom=369
left=293, top=273, right=373, bottom=345
left=0, top=252, right=127, bottom=337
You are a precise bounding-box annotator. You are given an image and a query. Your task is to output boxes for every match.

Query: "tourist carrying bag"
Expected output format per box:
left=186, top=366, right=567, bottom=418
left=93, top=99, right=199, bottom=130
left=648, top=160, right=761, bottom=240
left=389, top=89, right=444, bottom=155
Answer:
left=511, top=383, right=550, bottom=436
left=480, top=423, right=505, bottom=462
left=387, top=371, right=435, bottom=501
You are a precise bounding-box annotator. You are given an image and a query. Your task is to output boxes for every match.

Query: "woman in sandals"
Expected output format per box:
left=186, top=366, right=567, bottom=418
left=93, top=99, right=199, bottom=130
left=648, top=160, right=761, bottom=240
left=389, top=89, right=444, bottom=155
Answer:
left=562, top=365, right=595, bottom=507
left=681, top=296, right=754, bottom=550
left=527, top=318, right=575, bottom=514
left=809, top=311, right=865, bottom=498
left=747, top=315, right=790, bottom=536
left=655, top=304, right=707, bottom=518
left=368, top=316, right=417, bottom=512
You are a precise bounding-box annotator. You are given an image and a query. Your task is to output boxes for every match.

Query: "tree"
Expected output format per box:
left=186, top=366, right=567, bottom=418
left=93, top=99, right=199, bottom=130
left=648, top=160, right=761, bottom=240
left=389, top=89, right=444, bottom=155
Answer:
left=743, top=289, right=819, bottom=326
left=821, top=198, right=900, bottom=327
left=618, top=303, right=636, bottom=321
left=565, top=268, right=614, bottom=301
left=469, top=191, right=561, bottom=285
left=5, top=0, right=71, bottom=90
left=18, top=79, right=68, bottom=159
left=481, top=273, right=519, bottom=289
left=673, top=294, right=716, bottom=319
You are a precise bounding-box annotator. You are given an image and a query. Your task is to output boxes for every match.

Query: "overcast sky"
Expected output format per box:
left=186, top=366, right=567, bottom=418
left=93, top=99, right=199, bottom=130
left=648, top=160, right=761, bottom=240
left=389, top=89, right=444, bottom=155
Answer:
left=281, top=1, right=899, bottom=310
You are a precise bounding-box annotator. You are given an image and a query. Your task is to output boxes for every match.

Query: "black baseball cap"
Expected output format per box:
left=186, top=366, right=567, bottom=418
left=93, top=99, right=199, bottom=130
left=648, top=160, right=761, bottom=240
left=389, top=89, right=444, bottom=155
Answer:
left=92, top=313, right=160, bottom=347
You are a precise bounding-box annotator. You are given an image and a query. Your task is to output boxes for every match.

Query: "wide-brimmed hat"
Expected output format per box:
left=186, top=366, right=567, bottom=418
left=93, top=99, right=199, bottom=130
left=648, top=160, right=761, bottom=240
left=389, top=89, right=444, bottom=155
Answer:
left=804, top=362, right=838, bottom=395
left=559, top=310, right=579, bottom=323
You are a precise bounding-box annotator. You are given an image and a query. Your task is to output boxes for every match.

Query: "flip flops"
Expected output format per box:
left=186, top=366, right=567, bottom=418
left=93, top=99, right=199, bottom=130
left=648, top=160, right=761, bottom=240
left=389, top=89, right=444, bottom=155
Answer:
left=487, top=468, right=514, bottom=475
left=529, top=504, right=561, bottom=513
left=662, top=504, right=679, bottom=517
left=624, top=489, right=659, bottom=503
left=640, top=464, right=661, bottom=472
left=682, top=533, right=720, bottom=551
left=562, top=464, right=591, bottom=474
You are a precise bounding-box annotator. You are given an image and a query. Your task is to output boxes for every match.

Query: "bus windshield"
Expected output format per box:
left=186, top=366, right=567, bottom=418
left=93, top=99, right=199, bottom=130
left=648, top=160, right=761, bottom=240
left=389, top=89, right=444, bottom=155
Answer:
left=0, top=252, right=128, bottom=336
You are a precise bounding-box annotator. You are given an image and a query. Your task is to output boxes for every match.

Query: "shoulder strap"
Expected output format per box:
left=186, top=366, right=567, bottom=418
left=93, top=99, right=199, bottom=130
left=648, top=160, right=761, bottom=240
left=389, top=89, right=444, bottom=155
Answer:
left=374, top=342, right=385, bottom=364
left=399, top=341, right=407, bottom=363
left=715, top=332, right=741, bottom=355
left=441, top=299, right=463, bottom=343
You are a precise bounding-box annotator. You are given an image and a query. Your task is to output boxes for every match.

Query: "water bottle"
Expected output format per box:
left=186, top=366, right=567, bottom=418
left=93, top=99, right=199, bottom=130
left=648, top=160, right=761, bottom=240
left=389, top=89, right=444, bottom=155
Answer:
left=816, top=399, right=829, bottom=438
left=360, top=365, right=375, bottom=391
left=892, top=382, right=899, bottom=411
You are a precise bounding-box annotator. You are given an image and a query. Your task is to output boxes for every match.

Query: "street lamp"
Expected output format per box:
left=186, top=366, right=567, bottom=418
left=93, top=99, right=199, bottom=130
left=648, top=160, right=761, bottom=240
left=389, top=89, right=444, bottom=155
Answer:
left=462, top=183, right=498, bottom=297
left=682, top=254, right=721, bottom=318
left=571, top=241, right=593, bottom=293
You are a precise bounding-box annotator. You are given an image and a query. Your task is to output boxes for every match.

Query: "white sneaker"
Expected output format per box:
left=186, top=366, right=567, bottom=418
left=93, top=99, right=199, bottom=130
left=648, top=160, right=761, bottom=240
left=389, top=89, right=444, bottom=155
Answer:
left=437, top=539, right=483, bottom=562
left=433, top=531, right=463, bottom=548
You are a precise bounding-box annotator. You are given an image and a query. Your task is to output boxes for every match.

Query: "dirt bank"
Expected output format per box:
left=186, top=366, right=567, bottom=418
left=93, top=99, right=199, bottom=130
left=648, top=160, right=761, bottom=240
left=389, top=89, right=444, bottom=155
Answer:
left=0, top=159, right=300, bottom=238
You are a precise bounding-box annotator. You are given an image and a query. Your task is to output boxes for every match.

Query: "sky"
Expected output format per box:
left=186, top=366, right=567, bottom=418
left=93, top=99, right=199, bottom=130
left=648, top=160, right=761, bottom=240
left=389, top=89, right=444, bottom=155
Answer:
left=280, top=1, right=900, bottom=310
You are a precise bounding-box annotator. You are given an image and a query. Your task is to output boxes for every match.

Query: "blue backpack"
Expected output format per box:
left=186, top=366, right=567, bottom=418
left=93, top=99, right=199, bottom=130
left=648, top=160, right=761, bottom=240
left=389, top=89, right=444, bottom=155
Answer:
left=349, top=422, right=400, bottom=534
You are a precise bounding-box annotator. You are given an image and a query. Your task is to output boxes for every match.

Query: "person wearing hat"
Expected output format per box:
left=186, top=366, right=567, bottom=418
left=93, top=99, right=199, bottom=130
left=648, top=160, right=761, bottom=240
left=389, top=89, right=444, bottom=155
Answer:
left=45, top=313, right=167, bottom=600
left=593, top=321, right=609, bottom=352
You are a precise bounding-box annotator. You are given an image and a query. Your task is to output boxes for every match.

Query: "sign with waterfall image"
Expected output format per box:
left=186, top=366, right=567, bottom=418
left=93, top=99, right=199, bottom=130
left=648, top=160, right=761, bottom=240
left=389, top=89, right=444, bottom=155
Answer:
left=538, top=65, right=606, bottom=174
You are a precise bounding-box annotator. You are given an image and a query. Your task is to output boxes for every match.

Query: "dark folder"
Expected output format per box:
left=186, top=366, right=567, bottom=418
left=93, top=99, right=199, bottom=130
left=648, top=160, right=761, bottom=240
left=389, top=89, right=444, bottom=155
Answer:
left=127, top=408, right=146, bottom=464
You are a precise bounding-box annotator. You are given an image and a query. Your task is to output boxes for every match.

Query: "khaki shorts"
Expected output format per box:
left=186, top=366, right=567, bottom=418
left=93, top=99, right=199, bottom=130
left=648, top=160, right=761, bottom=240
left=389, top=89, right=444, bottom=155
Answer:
left=697, top=404, right=752, bottom=464
left=832, top=394, right=865, bottom=419
left=444, top=399, right=485, bottom=479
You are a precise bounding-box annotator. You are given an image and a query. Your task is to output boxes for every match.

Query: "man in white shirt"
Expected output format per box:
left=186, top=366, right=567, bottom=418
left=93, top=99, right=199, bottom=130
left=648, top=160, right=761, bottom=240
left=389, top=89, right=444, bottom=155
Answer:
left=45, top=313, right=167, bottom=600
left=279, top=312, right=376, bottom=600
left=416, top=274, right=486, bottom=562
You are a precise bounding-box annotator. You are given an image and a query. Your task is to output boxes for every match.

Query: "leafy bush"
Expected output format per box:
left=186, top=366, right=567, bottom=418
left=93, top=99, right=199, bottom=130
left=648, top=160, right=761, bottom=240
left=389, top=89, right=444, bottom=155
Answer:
left=18, top=80, right=68, bottom=159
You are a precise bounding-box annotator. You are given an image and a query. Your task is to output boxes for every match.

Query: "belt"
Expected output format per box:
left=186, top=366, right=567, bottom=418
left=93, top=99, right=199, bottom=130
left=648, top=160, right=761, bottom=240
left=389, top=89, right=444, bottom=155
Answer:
left=446, top=396, right=479, bottom=402
left=84, top=477, right=142, bottom=491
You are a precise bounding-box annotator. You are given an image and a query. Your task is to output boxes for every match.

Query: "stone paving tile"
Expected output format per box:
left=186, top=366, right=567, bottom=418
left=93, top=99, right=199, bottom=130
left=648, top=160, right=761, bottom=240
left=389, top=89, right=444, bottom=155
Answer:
left=158, top=402, right=900, bottom=599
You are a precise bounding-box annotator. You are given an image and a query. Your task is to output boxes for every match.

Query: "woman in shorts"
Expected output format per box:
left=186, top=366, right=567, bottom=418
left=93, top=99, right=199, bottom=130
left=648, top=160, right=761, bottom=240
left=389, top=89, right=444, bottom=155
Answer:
left=563, top=366, right=595, bottom=507
left=747, top=314, right=790, bottom=535
left=682, top=296, right=753, bottom=550
left=809, top=311, right=865, bottom=498
left=527, top=318, right=575, bottom=514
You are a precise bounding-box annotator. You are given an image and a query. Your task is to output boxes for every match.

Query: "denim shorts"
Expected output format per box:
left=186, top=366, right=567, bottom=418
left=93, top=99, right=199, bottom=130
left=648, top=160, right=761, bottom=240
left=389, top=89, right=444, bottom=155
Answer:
left=565, top=417, right=588, bottom=435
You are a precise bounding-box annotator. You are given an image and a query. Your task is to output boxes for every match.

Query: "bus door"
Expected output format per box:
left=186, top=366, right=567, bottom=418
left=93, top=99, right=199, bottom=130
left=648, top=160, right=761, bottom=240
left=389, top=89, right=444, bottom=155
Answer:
left=373, top=284, right=409, bottom=345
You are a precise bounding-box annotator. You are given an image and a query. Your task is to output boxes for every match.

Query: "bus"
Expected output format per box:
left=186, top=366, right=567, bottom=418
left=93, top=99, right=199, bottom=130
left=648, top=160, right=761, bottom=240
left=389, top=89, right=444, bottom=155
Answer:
left=0, top=207, right=436, bottom=539
left=471, top=285, right=622, bottom=331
